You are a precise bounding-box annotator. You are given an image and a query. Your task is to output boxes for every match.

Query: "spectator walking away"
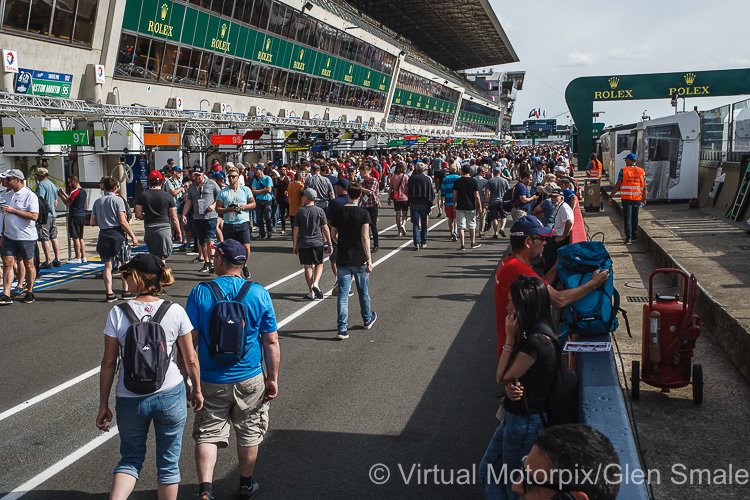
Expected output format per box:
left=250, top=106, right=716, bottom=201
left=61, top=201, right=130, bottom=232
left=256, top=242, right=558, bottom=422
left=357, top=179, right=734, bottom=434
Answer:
left=609, top=153, right=646, bottom=244
left=479, top=275, right=559, bottom=498
left=91, top=177, right=139, bottom=302
left=96, top=253, right=202, bottom=500
left=486, top=167, right=510, bottom=238
left=406, top=163, right=434, bottom=250
left=329, top=182, right=377, bottom=340
left=0, top=169, right=39, bottom=304
left=182, top=167, right=220, bottom=272
left=473, top=165, right=489, bottom=237
left=327, top=179, right=352, bottom=296
left=34, top=167, right=61, bottom=268
left=164, top=166, right=187, bottom=246
left=303, top=163, right=335, bottom=214
left=512, top=424, right=620, bottom=500
left=216, top=165, right=255, bottom=279
left=358, top=165, right=380, bottom=253
left=452, top=165, right=482, bottom=250
left=388, top=163, right=410, bottom=237
left=185, top=239, right=280, bottom=500
left=275, top=165, right=290, bottom=233
left=57, top=174, right=87, bottom=263
left=250, top=165, right=274, bottom=239
left=440, top=165, right=461, bottom=241
left=293, top=188, right=332, bottom=300
left=287, top=171, right=305, bottom=227
left=135, top=171, right=181, bottom=262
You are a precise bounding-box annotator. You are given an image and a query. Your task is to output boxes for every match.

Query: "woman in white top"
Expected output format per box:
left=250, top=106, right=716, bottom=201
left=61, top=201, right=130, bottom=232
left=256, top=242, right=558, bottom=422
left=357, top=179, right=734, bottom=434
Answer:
left=97, top=253, right=202, bottom=500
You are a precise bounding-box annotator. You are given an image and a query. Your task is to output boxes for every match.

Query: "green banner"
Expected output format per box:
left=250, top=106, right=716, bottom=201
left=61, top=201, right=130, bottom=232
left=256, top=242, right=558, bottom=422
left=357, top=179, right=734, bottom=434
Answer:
left=43, top=130, right=89, bottom=146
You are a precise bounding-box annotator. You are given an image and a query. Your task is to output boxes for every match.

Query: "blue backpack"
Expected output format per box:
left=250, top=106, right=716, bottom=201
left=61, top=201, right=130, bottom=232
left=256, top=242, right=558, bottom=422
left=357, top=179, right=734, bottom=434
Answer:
left=203, top=280, right=256, bottom=365
left=556, top=241, right=627, bottom=338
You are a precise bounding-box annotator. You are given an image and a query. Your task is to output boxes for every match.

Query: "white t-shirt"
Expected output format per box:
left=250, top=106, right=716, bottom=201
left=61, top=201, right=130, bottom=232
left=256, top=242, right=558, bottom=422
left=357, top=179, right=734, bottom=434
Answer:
left=552, top=201, right=575, bottom=237
left=104, top=299, right=193, bottom=398
left=0, top=189, right=11, bottom=234
left=3, top=186, right=38, bottom=240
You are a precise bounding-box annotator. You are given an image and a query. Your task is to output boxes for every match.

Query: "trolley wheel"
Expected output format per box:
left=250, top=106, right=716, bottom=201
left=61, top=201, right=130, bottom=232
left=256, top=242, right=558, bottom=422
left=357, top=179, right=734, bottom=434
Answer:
left=692, top=364, right=703, bottom=404
left=631, top=360, right=640, bottom=400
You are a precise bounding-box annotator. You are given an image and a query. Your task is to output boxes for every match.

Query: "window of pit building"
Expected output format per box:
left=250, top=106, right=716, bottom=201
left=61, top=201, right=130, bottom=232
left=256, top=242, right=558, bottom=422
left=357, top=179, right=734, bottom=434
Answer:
left=617, top=134, right=631, bottom=154
left=1, top=0, right=98, bottom=45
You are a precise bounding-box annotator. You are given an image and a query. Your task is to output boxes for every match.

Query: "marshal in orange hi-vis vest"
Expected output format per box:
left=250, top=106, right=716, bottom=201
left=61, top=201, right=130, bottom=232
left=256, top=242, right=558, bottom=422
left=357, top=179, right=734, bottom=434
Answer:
left=620, top=166, right=645, bottom=200
left=589, top=160, right=602, bottom=178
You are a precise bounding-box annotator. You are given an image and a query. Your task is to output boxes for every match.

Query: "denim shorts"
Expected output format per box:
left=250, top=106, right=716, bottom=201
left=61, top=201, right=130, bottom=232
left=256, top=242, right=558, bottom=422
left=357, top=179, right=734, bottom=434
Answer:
left=1, top=236, right=36, bottom=260
left=192, top=218, right=217, bottom=245
left=114, top=382, right=187, bottom=484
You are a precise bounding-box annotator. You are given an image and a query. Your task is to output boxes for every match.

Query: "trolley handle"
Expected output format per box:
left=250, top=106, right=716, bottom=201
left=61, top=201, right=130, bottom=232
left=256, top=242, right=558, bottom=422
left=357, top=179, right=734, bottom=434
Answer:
left=648, top=268, right=689, bottom=314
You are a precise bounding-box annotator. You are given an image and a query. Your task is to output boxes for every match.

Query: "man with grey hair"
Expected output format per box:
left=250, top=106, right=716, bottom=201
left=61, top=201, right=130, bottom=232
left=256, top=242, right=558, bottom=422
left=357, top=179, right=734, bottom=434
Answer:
left=303, top=164, right=335, bottom=214
left=406, top=162, right=434, bottom=250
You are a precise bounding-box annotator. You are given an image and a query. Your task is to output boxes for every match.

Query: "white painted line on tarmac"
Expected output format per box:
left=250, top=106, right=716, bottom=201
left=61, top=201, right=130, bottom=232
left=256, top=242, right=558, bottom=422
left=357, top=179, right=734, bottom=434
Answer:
left=0, top=367, right=101, bottom=423
left=0, top=224, right=401, bottom=421
left=1, top=426, right=120, bottom=500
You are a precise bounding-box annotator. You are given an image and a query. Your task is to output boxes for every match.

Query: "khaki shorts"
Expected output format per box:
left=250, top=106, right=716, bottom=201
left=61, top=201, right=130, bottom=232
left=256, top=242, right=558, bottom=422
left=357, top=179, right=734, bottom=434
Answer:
left=511, top=207, right=527, bottom=220
left=192, top=373, right=269, bottom=448
left=456, top=210, right=476, bottom=230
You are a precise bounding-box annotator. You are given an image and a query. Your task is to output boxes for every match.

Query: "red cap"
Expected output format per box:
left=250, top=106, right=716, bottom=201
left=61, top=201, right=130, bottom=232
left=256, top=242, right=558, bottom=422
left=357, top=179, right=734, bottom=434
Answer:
left=148, top=170, right=162, bottom=180
left=213, top=165, right=223, bottom=172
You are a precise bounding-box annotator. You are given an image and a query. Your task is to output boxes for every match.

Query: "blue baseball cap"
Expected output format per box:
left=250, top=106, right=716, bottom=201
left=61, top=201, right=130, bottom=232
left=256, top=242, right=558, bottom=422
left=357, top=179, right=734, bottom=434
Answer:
left=510, top=215, right=554, bottom=237
left=212, top=239, right=247, bottom=265
left=336, top=178, right=349, bottom=188
left=624, top=153, right=637, bottom=161
left=171, top=165, right=183, bottom=172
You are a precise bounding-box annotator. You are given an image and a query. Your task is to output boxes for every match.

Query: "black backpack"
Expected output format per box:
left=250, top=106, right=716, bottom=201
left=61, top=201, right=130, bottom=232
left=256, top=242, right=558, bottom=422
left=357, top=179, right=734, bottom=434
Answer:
left=36, top=195, right=50, bottom=226
left=118, top=301, right=173, bottom=394
left=501, top=187, right=514, bottom=213
left=531, top=324, right=579, bottom=427
left=203, top=280, right=256, bottom=365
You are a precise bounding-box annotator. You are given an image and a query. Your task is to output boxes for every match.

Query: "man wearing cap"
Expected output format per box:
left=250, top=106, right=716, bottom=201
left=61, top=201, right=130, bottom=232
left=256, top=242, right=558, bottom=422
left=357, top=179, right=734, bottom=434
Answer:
left=486, top=167, right=510, bottom=238
left=216, top=165, right=255, bottom=279
left=327, top=178, right=351, bottom=295
left=164, top=165, right=189, bottom=248
left=609, top=153, right=646, bottom=243
left=303, top=164, right=335, bottom=215
left=182, top=166, right=221, bottom=272
left=185, top=239, right=279, bottom=500
left=494, top=215, right=609, bottom=355
left=136, top=170, right=180, bottom=262
left=34, top=167, right=61, bottom=268
left=329, top=182, right=377, bottom=339
left=542, top=188, right=574, bottom=275
left=250, top=165, right=274, bottom=239
left=293, top=188, right=332, bottom=299
left=0, top=170, right=39, bottom=304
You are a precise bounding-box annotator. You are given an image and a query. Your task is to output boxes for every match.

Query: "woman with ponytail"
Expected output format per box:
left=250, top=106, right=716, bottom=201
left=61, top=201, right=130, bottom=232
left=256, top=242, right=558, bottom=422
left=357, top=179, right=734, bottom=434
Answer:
left=97, top=253, right=202, bottom=500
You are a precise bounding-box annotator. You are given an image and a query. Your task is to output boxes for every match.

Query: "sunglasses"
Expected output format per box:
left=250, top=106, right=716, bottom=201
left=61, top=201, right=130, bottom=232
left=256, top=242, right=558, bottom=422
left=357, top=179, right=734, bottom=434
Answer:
left=529, top=235, right=547, bottom=242
left=228, top=175, right=239, bottom=178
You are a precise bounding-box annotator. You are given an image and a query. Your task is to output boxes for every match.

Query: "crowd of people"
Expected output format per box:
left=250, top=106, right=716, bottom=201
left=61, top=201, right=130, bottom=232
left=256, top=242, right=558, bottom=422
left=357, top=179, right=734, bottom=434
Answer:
left=1, top=144, right=623, bottom=499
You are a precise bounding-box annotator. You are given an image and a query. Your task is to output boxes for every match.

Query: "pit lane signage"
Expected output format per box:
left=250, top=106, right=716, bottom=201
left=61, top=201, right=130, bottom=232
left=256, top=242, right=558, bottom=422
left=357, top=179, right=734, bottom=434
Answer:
left=14, top=69, right=72, bottom=98
left=3, top=50, right=18, bottom=73
left=43, top=130, right=89, bottom=146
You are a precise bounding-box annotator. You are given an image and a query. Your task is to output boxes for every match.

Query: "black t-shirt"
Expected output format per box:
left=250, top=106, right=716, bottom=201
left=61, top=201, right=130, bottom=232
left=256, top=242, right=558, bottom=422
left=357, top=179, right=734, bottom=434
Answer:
left=137, top=189, right=175, bottom=225
left=452, top=176, right=479, bottom=211
left=330, top=205, right=372, bottom=267
left=503, top=334, right=558, bottom=415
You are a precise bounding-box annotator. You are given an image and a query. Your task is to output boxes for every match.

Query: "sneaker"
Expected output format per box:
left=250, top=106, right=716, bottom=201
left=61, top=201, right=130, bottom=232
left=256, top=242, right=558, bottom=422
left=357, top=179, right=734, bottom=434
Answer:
left=471, top=243, right=482, bottom=249
left=82, top=258, right=87, bottom=263
left=364, top=311, right=378, bottom=330
left=312, top=284, right=324, bottom=299
left=336, top=331, right=349, bottom=340
left=200, top=263, right=211, bottom=273
left=67, top=258, right=81, bottom=264
left=121, top=292, right=136, bottom=300
left=242, top=266, right=251, bottom=279
left=414, top=245, right=420, bottom=251
left=10, top=286, right=24, bottom=297
left=0, top=295, right=12, bottom=305
left=280, top=230, right=286, bottom=234
left=624, top=239, right=631, bottom=244
left=372, top=245, right=379, bottom=253
left=53, top=260, right=62, bottom=267
left=499, top=229, right=507, bottom=237
left=459, top=246, right=466, bottom=251
left=238, top=480, right=260, bottom=499
left=22, top=292, right=35, bottom=304
left=492, top=234, right=498, bottom=239
left=41, top=262, right=53, bottom=270
left=208, top=264, right=215, bottom=274
left=198, top=491, right=214, bottom=500
left=266, top=233, right=272, bottom=239
left=349, top=288, right=354, bottom=297
left=451, top=233, right=457, bottom=242
left=105, top=293, right=118, bottom=303
left=420, top=243, right=427, bottom=248
left=305, top=292, right=315, bottom=300
left=192, top=256, right=205, bottom=263
left=631, top=238, right=639, bottom=243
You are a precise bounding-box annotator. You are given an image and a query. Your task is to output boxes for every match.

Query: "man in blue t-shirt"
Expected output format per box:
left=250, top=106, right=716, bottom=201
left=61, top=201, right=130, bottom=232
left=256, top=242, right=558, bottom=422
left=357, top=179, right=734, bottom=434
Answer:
left=216, top=165, right=256, bottom=279
left=250, top=165, right=274, bottom=239
left=511, top=171, right=538, bottom=221
left=185, top=239, right=279, bottom=500
left=440, top=165, right=461, bottom=240
left=34, top=168, right=61, bottom=268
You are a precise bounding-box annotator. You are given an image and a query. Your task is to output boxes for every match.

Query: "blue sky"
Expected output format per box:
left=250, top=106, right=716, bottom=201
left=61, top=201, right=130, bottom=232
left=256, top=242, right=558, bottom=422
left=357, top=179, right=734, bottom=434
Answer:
left=489, top=0, right=750, bottom=127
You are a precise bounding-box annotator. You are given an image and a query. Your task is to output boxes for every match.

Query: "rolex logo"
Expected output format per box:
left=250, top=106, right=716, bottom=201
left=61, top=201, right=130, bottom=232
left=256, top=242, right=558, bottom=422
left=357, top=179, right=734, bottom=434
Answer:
left=608, top=77, right=619, bottom=89
left=367, top=71, right=370, bottom=78
left=160, top=3, right=169, bottom=20
left=684, top=72, right=696, bottom=85
left=326, top=58, right=330, bottom=68
left=220, top=23, right=227, bottom=37
left=299, top=49, right=304, bottom=59
left=348, top=65, right=352, bottom=74
left=265, top=38, right=271, bottom=51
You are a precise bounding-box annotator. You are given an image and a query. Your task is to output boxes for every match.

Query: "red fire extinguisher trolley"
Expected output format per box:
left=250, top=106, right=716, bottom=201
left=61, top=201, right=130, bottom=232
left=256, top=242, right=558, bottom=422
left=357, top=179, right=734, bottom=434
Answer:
left=631, top=269, right=704, bottom=403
